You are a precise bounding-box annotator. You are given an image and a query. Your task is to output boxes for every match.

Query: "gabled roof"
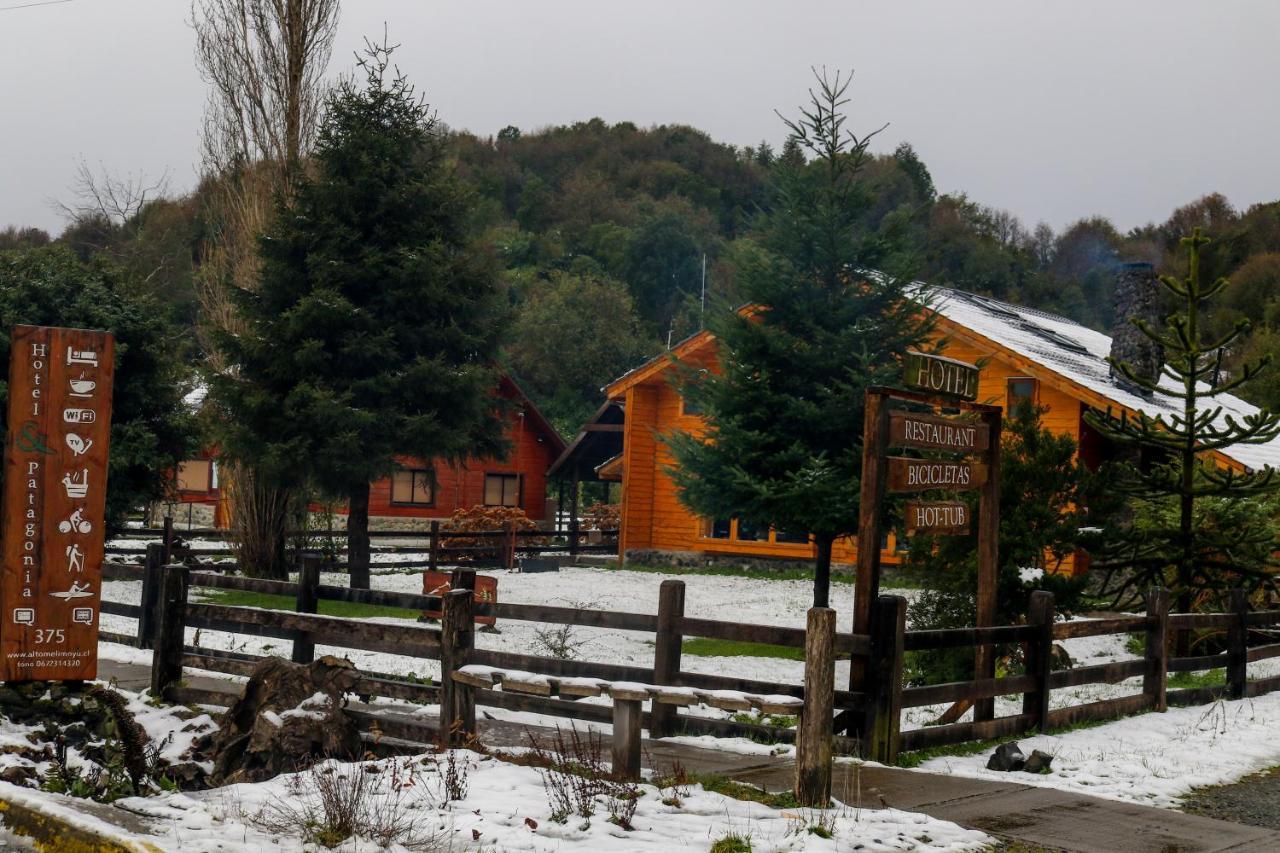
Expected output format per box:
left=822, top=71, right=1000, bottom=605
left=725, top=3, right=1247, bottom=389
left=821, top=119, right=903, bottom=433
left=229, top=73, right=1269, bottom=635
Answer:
left=927, top=288, right=1280, bottom=471
left=499, top=374, right=567, bottom=457
left=547, top=399, right=624, bottom=481
left=600, top=283, right=1280, bottom=472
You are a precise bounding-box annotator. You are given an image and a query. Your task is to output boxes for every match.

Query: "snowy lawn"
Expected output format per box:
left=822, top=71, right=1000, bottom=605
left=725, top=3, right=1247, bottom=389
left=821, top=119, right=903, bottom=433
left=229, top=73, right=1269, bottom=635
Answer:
left=918, top=691, right=1280, bottom=809
left=120, top=751, right=992, bottom=852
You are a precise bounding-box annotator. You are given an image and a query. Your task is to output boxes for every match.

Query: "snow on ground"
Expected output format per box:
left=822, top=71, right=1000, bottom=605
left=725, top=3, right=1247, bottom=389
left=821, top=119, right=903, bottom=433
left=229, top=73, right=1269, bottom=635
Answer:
left=120, top=752, right=992, bottom=852
left=919, top=691, right=1280, bottom=809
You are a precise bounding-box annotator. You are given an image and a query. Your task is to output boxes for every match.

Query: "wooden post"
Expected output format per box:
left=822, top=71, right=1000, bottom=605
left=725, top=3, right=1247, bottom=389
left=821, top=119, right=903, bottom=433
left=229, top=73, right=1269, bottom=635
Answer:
left=451, top=568, right=477, bottom=593
left=136, top=543, right=164, bottom=649
left=502, top=520, right=517, bottom=570
left=863, top=595, right=906, bottom=764
left=428, top=520, right=440, bottom=573
left=973, top=406, right=1002, bottom=722
left=1143, top=587, right=1170, bottom=712
left=150, top=563, right=188, bottom=698
left=1227, top=587, right=1249, bottom=700
left=650, top=580, right=686, bottom=738
left=612, top=699, right=643, bottom=781
left=161, top=514, right=174, bottom=566
left=1022, top=590, right=1055, bottom=731
left=795, top=607, right=835, bottom=807
left=292, top=553, right=321, bottom=664
left=851, top=390, right=888, bottom=700
left=568, top=517, right=580, bottom=558
left=439, top=589, right=475, bottom=745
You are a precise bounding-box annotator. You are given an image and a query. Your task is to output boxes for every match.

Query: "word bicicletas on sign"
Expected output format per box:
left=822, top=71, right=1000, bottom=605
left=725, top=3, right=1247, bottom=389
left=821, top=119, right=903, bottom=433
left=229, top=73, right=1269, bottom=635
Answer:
left=887, top=411, right=989, bottom=454
left=886, top=457, right=988, bottom=493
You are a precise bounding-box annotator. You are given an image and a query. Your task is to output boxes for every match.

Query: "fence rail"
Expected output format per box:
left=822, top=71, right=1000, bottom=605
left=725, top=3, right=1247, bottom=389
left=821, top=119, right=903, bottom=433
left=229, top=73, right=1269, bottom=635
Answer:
left=99, top=547, right=1280, bottom=778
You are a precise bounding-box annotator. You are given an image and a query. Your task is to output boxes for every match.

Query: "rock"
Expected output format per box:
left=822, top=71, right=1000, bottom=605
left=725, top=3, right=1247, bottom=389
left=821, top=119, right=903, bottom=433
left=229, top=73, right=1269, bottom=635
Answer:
left=162, top=761, right=210, bottom=790
left=986, top=741, right=1026, bottom=772
left=0, top=765, right=34, bottom=786
left=208, top=655, right=363, bottom=785
left=1022, top=749, right=1054, bottom=774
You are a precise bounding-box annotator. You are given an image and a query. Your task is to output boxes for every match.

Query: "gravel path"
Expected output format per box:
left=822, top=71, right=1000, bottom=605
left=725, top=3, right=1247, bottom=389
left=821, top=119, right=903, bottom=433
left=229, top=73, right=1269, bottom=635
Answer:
left=1181, top=766, right=1280, bottom=829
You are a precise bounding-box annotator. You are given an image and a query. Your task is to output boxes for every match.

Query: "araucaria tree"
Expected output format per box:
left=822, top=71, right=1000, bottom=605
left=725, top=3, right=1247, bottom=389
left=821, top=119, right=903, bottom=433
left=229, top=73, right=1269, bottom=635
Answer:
left=1089, top=228, right=1280, bottom=614
left=216, top=42, right=507, bottom=587
left=666, top=70, right=933, bottom=607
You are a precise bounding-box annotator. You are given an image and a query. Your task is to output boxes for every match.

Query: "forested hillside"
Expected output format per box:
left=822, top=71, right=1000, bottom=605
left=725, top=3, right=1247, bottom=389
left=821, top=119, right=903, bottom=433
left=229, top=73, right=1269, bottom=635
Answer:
left=6, top=119, right=1280, bottom=432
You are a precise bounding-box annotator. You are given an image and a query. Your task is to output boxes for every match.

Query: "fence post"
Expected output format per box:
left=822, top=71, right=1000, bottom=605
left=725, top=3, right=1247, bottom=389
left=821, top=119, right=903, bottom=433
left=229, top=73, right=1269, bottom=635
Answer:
left=150, top=564, right=188, bottom=698
left=428, top=520, right=440, bottom=573
left=1144, top=587, right=1170, bottom=712
left=502, top=520, right=517, bottom=570
left=1022, top=590, right=1055, bottom=732
left=650, top=579, right=686, bottom=738
left=795, top=606, right=835, bottom=807
left=292, top=553, right=321, bottom=664
left=161, top=515, right=174, bottom=565
left=136, top=543, right=164, bottom=649
left=863, top=595, right=906, bottom=764
left=439, top=588, right=475, bottom=745
left=568, top=517, right=580, bottom=558
left=1227, top=587, right=1249, bottom=700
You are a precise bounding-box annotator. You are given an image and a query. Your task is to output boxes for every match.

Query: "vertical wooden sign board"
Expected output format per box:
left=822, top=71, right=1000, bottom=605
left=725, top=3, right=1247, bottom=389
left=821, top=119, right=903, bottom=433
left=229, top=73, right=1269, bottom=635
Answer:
left=850, top=351, right=1001, bottom=731
left=0, top=326, right=114, bottom=682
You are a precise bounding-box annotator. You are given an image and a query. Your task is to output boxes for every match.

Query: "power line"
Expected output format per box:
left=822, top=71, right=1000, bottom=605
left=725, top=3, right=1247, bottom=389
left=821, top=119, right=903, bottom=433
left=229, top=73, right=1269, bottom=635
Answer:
left=0, top=0, right=74, bottom=11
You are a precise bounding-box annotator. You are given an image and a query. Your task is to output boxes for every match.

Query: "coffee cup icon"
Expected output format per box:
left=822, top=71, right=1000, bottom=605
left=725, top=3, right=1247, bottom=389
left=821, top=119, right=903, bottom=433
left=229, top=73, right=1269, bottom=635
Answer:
left=69, top=378, right=96, bottom=397
left=63, top=409, right=96, bottom=425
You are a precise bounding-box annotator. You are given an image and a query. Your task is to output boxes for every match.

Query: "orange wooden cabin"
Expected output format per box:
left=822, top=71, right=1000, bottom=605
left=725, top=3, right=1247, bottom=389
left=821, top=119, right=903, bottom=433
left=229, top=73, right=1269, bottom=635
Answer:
left=171, top=375, right=566, bottom=528
left=603, top=285, right=1280, bottom=573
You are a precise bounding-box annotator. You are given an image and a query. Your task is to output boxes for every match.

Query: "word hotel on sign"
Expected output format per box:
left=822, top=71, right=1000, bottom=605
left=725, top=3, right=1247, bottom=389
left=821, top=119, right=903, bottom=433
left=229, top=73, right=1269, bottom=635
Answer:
left=906, top=462, right=973, bottom=487
left=901, top=417, right=979, bottom=451
left=912, top=503, right=967, bottom=528
left=913, top=358, right=977, bottom=399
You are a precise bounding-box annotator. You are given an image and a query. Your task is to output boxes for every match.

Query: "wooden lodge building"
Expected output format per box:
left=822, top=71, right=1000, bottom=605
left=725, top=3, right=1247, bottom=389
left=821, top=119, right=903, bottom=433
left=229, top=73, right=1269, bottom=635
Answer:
left=601, top=267, right=1280, bottom=573
left=171, top=375, right=566, bottom=529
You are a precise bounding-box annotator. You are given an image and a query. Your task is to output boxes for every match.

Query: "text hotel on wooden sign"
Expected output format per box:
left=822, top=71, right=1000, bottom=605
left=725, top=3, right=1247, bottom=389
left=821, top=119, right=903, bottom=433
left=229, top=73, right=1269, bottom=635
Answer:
left=0, top=326, right=114, bottom=681
left=903, top=351, right=980, bottom=401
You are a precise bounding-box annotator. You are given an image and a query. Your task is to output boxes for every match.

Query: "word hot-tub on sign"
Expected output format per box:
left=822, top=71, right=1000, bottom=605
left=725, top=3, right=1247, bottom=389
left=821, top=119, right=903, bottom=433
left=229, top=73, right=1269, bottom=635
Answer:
left=0, top=326, right=114, bottom=681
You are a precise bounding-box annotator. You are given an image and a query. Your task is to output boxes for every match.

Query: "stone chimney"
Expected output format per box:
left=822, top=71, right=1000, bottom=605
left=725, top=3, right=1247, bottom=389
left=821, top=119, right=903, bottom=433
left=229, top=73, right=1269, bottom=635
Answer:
left=1109, top=261, right=1163, bottom=395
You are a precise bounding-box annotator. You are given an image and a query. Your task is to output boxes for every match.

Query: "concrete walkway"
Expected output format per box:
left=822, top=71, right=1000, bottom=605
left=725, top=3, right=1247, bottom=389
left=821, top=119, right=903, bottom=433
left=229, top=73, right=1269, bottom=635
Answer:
left=98, top=655, right=1280, bottom=852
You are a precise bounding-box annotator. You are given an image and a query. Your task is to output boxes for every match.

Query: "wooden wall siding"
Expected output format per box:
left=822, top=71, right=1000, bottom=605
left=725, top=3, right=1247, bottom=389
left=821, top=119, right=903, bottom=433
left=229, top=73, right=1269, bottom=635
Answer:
left=365, top=411, right=557, bottom=521
left=620, top=385, right=660, bottom=553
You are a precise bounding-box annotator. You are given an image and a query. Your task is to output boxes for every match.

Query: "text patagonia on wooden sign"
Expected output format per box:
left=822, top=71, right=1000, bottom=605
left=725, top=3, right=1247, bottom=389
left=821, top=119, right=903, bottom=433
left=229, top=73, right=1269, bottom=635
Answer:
left=0, top=325, right=114, bottom=682
left=886, top=457, right=988, bottom=493
left=904, top=500, right=970, bottom=535
left=888, top=411, right=989, bottom=453
left=903, top=350, right=980, bottom=402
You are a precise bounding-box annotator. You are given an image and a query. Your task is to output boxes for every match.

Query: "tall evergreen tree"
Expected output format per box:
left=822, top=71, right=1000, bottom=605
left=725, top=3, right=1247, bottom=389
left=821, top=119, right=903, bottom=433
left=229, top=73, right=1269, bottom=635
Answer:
left=666, top=70, right=933, bottom=607
left=1089, top=228, right=1280, bottom=615
left=215, top=42, right=507, bottom=587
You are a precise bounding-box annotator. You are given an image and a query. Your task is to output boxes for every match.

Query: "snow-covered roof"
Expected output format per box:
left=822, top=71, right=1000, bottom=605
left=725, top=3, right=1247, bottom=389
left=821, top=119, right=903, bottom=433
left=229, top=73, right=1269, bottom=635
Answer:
left=928, top=287, right=1280, bottom=472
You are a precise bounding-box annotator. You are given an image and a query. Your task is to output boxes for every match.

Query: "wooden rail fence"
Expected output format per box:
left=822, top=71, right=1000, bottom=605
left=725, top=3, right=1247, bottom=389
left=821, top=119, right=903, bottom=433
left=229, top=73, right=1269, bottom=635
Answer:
left=97, top=553, right=1280, bottom=799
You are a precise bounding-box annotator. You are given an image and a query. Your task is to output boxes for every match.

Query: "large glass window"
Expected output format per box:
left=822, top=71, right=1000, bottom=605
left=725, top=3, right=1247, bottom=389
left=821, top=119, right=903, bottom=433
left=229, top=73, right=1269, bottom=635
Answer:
left=484, top=473, right=521, bottom=507
left=391, top=469, right=435, bottom=506
left=1007, top=377, right=1038, bottom=410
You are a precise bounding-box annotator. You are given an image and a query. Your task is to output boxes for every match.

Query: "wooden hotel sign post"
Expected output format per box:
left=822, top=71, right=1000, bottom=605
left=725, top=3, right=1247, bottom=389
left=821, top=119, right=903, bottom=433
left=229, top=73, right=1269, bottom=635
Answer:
left=0, top=326, right=114, bottom=681
left=851, top=350, right=1002, bottom=727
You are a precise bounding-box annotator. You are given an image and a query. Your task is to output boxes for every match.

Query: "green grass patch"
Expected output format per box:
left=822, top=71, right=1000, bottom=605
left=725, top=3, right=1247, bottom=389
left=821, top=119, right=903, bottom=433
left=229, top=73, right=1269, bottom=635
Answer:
left=1169, top=667, right=1226, bottom=690
left=682, top=637, right=804, bottom=661
left=694, top=773, right=798, bottom=809
left=195, top=587, right=420, bottom=621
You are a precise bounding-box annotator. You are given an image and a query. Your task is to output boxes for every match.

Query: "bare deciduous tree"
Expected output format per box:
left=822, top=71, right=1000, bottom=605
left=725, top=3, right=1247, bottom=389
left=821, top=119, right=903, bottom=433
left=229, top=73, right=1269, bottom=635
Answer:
left=192, top=0, right=340, bottom=579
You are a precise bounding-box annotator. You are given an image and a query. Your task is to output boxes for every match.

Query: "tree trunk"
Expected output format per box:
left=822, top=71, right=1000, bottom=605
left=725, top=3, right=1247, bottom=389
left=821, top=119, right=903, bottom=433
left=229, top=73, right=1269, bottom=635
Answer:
left=348, top=483, right=371, bottom=589
left=813, top=533, right=834, bottom=609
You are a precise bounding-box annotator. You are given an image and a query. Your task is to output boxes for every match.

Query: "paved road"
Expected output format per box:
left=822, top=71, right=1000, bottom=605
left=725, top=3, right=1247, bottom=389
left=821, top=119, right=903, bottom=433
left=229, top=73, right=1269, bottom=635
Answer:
left=99, top=657, right=1280, bottom=852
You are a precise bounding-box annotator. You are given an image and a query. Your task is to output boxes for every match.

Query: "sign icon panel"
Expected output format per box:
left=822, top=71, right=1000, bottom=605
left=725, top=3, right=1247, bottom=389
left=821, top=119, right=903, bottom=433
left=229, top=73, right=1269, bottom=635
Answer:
left=65, top=433, right=93, bottom=456
left=66, top=347, right=99, bottom=368
left=68, top=376, right=96, bottom=398
left=62, top=408, right=96, bottom=425
left=11, top=609, right=34, bottom=626
left=71, top=608, right=94, bottom=625
left=57, top=508, right=92, bottom=535
left=62, top=469, right=88, bottom=499
left=50, top=582, right=93, bottom=600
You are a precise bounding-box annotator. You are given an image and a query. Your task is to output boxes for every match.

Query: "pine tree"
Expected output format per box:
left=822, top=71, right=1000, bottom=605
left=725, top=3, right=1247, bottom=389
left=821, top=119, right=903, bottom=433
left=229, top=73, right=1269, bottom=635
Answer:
left=1088, top=228, right=1280, bottom=615
left=665, top=69, right=933, bottom=607
left=215, top=41, right=507, bottom=587
left=909, top=401, right=1117, bottom=681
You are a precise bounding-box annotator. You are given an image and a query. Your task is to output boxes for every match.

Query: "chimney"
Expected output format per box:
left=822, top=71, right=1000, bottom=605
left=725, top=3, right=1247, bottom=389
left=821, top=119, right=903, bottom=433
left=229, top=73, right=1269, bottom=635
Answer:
left=1109, top=261, right=1163, bottom=395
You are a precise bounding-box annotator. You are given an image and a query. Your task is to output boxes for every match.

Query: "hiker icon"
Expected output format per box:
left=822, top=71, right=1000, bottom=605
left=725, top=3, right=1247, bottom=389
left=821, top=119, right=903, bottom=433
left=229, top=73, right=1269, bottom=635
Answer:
left=57, top=508, right=92, bottom=535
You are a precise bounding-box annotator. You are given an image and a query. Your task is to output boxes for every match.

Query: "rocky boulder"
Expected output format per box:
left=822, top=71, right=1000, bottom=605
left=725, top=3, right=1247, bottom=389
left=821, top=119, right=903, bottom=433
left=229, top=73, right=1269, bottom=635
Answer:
left=986, top=741, right=1027, bottom=772
left=209, top=655, right=362, bottom=784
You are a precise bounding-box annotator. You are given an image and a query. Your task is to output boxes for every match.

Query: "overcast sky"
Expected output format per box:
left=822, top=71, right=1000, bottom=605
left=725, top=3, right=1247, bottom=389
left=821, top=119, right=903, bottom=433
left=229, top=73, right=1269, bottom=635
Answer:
left=3, top=0, right=1278, bottom=235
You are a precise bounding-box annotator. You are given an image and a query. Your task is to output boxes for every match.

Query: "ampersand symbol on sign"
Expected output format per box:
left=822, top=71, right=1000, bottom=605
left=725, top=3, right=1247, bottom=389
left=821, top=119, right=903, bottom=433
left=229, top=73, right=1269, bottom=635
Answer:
left=15, top=422, right=54, bottom=455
